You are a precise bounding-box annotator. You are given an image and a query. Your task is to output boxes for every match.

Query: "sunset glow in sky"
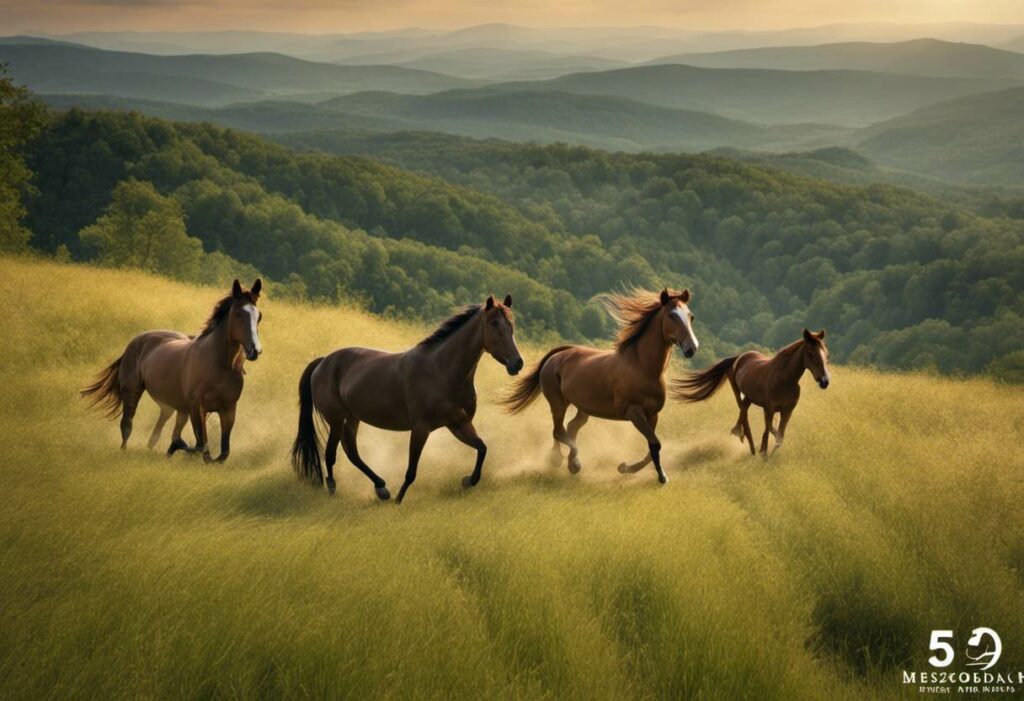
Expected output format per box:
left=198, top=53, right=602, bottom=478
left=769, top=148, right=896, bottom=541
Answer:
left=1, top=0, right=1021, bottom=34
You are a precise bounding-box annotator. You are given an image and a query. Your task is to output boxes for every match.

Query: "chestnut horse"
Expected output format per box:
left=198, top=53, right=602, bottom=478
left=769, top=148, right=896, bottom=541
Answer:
left=291, top=295, right=523, bottom=504
left=502, top=288, right=698, bottom=484
left=81, top=279, right=263, bottom=462
left=673, top=328, right=830, bottom=456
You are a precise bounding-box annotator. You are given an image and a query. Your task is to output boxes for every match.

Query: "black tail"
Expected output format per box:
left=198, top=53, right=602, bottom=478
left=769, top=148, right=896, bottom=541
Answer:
left=500, top=345, right=572, bottom=414
left=291, top=357, right=325, bottom=486
left=672, top=356, right=737, bottom=402
left=80, top=356, right=124, bottom=419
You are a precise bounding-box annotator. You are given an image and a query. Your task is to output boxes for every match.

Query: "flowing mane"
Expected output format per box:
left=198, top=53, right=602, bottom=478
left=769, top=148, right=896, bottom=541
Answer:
left=417, top=305, right=482, bottom=347
left=198, top=292, right=256, bottom=338
left=601, top=289, right=678, bottom=351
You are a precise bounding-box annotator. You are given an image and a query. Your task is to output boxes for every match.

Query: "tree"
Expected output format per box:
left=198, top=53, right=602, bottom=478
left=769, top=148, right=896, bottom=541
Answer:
left=0, top=64, right=46, bottom=252
left=79, top=179, right=202, bottom=279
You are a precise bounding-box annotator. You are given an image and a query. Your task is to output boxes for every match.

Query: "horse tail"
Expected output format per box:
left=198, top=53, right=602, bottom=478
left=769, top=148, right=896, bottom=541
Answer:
left=291, top=357, right=325, bottom=487
left=672, top=356, right=737, bottom=403
left=501, top=345, right=572, bottom=415
left=80, top=355, right=124, bottom=419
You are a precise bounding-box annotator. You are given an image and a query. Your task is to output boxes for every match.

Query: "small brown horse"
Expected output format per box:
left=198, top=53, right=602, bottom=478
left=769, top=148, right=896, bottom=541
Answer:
left=81, top=279, right=263, bottom=462
left=291, top=295, right=523, bottom=504
left=673, top=328, right=830, bottom=456
left=503, top=288, right=699, bottom=484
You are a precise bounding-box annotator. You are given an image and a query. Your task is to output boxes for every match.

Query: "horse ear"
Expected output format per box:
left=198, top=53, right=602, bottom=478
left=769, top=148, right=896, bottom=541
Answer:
left=679, top=288, right=690, bottom=303
left=803, top=328, right=813, bottom=342
left=251, top=279, right=262, bottom=297
left=232, top=279, right=243, bottom=298
left=817, top=329, right=826, bottom=339
left=485, top=295, right=495, bottom=310
left=660, top=288, right=670, bottom=305
left=503, top=294, right=512, bottom=308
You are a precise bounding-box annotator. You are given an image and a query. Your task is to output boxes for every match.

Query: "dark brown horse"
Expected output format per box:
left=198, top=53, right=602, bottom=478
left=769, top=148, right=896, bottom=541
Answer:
left=673, top=328, right=830, bottom=456
left=81, top=279, right=263, bottom=462
left=291, top=295, right=523, bottom=504
left=502, top=288, right=698, bottom=484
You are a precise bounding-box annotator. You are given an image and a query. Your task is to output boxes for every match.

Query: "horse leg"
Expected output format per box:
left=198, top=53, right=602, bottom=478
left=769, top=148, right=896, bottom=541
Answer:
left=625, top=406, right=666, bottom=484
left=771, top=408, right=794, bottom=455
left=728, top=375, right=745, bottom=441
left=339, top=419, right=390, bottom=501
left=448, top=419, right=487, bottom=489
left=760, top=407, right=775, bottom=457
left=147, top=403, right=174, bottom=450
left=190, top=403, right=212, bottom=463
left=324, top=427, right=339, bottom=495
left=618, top=412, right=657, bottom=474
left=564, top=409, right=589, bottom=474
left=214, top=406, right=235, bottom=463
left=741, top=399, right=756, bottom=455
left=396, top=426, right=430, bottom=505
left=547, top=397, right=577, bottom=473
left=119, top=384, right=144, bottom=450
left=167, top=411, right=190, bottom=456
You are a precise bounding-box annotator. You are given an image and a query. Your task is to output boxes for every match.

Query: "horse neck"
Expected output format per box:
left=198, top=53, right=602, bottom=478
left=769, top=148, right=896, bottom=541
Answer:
left=771, top=341, right=806, bottom=386
left=630, top=312, right=672, bottom=377
left=196, top=319, right=244, bottom=371
left=425, top=314, right=484, bottom=387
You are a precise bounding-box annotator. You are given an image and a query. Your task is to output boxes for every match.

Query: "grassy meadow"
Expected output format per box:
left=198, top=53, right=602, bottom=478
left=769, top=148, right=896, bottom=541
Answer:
left=1, top=255, right=1023, bottom=700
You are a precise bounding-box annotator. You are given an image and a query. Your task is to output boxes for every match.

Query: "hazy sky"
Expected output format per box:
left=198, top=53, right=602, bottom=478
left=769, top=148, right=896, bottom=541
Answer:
left=1, top=0, right=1021, bottom=34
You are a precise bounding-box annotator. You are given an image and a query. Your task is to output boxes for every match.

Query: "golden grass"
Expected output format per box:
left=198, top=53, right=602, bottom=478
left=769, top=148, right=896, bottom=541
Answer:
left=1, top=256, right=1023, bottom=700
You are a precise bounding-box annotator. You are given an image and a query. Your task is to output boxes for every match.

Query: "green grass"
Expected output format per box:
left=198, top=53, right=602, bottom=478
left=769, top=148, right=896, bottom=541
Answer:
left=1, top=256, right=1023, bottom=700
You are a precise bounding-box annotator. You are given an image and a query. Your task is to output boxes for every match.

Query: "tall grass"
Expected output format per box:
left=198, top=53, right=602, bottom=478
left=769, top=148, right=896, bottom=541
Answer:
left=1, top=256, right=1022, bottom=700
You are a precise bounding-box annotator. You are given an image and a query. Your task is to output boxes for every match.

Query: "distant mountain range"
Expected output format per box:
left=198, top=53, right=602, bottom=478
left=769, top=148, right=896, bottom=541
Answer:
left=648, top=38, right=1024, bottom=79
left=0, top=43, right=476, bottom=106
left=503, top=64, right=1019, bottom=125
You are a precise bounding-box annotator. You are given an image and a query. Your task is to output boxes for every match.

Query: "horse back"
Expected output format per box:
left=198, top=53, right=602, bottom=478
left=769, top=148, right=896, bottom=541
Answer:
left=316, top=347, right=412, bottom=431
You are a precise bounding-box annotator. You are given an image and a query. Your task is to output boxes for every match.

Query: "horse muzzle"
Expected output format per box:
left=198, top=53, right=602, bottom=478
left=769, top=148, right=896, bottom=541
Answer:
left=818, top=378, right=830, bottom=389
left=677, top=342, right=696, bottom=359
left=246, top=345, right=261, bottom=362
left=505, top=357, right=524, bottom=376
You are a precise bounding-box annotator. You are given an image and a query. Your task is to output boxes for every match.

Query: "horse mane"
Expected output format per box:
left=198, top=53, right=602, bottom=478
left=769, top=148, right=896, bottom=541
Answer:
left=602, top=289, right=677, bottom=352
left=418, top=305, right=482, bottom=347
left=198, top=292, right=256, bottom=337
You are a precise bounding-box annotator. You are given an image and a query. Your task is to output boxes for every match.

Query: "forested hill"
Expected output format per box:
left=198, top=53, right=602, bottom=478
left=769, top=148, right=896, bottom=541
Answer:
left=23, top=109, right=1024, bottom=380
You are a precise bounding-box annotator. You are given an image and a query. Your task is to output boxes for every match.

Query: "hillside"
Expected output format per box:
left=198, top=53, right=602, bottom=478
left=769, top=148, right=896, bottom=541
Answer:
left=502, top=64, right=1020, bottom=125
left=0, top=43, right=475, bottom=106
left=3, top=256, right=1024, bottom=699
left=854, top=87, right=1024, bottom=186
left=344, top=47, right=630, bottom=80
left=648, top=38, right=1024, bottom=79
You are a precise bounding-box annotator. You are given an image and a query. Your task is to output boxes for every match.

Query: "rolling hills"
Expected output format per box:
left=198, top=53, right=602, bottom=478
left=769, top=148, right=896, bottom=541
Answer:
left=854, top=87, right=1024, bottom=186
left=0, top=43, right=476, bottom=106
left=648, top=38, right=1024, bottom=79
left=506, top=63, right=1021, bottom=125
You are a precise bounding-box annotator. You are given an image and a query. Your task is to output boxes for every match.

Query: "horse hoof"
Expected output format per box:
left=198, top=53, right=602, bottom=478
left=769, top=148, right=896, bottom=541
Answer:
left=326, top=478, right=336, bottom=495
left=658, top=474, right=668, bottom=485
left=568, top=457, right=581, bottom=474
left=202, top=452, right=213, bottom=464
left=215, top=453, right=229, bottom=463
left=461, top=476, right=475, bottom=489
left=375, top=486, right=390, bottom=500
left=617, top=462, right=629, bottom=474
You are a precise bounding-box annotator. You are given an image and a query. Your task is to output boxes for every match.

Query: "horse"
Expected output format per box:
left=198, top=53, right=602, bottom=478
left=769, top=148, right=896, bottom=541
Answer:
left=672, top=328, right=830, bottom=456
left=291, top=295, right=524, bottom=504
left=81, top=279, right=263, bottom=462
left=502, top=288, right=698, bottom=485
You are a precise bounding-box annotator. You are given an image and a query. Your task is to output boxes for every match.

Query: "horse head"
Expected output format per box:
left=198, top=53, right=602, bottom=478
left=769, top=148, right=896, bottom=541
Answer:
left=659, top=288, right=699, bottom=359
left=228, top=278, right=263, bottom=361
left=802, top=328, right=830, bottom=389
left=483, top=294, right=523, bottom=376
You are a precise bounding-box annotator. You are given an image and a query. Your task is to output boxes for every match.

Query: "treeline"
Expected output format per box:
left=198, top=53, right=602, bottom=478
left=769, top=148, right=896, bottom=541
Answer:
left=7, top=94, right=1024, bottom=380
left=276, top=130, right=1024, bottom=380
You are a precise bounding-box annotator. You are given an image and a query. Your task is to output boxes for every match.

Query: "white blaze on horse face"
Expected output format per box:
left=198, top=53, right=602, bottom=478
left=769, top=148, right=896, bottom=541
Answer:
left=670, top=305, right=699, bottom=353
left=818, top=346, right=830, bottom=383
left=242, top=303, right=261, bottom=355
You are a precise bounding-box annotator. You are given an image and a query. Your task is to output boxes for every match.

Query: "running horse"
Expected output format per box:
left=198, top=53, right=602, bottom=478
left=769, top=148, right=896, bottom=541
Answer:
left=502, top=288, right=699, bottom=484
left=81, top=279, right=263, bottom=461
left=291, top=295, right=523, bottom=504
left=673, top=328, right=830, bottom=455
